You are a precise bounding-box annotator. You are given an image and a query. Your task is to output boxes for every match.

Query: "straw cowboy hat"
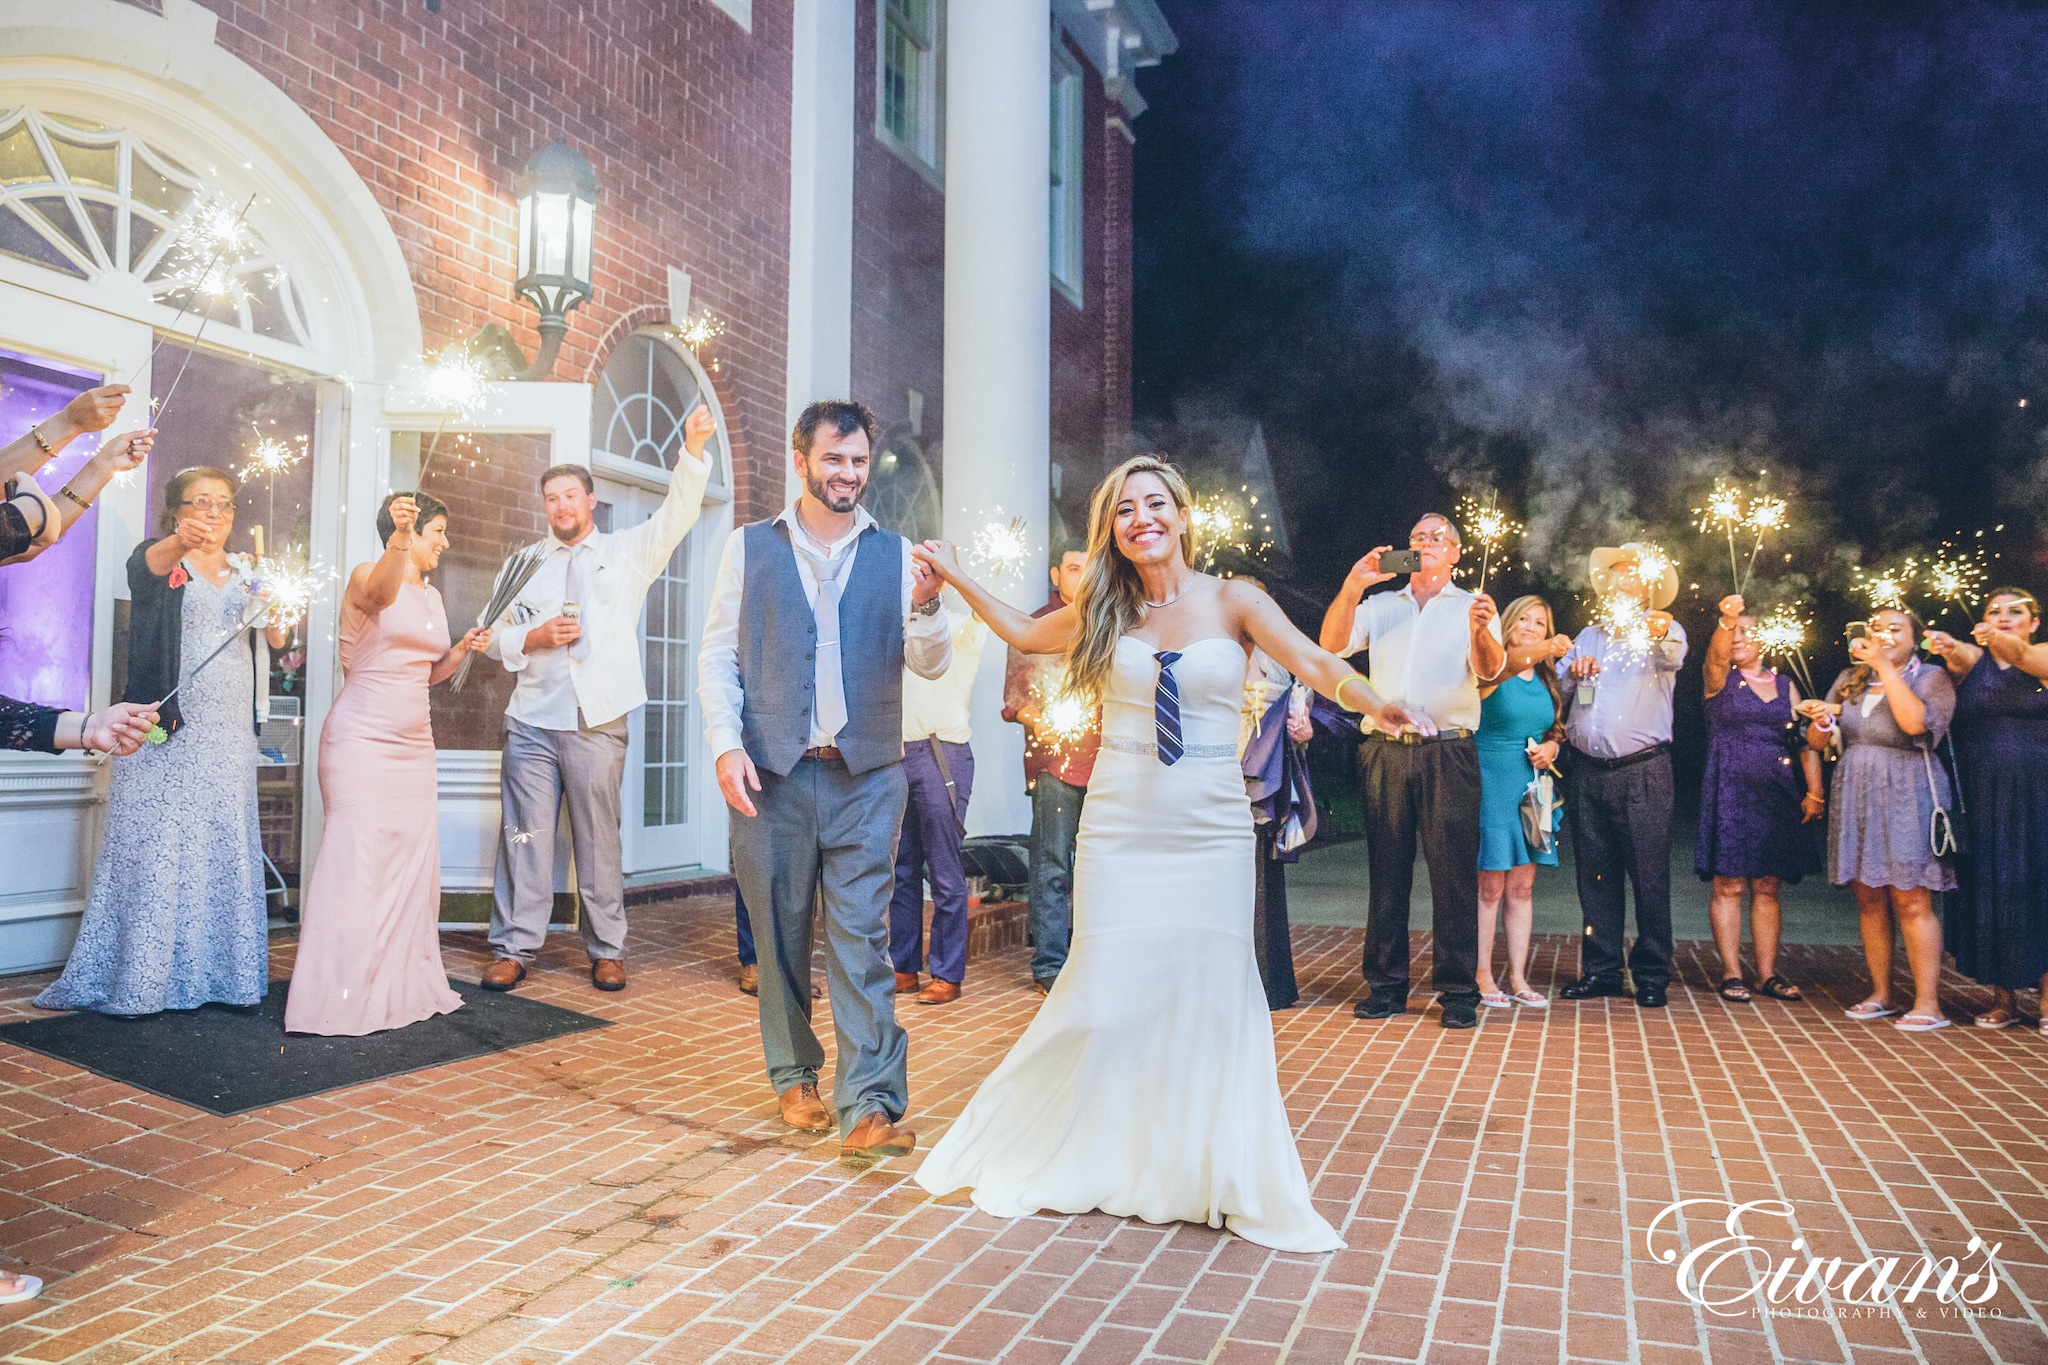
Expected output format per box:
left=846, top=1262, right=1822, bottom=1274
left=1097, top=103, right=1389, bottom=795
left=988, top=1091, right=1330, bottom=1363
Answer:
left=1588, top=542, right=1679, bottom=610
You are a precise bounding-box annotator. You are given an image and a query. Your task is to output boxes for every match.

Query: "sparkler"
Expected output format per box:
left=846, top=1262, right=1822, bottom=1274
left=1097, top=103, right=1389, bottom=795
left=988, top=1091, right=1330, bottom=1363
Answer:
left=1852, top=558, right=1917, bottom=613
left=1456, top=492, right=1522, bottom=594
left=410, top=348, right=492, bottom=489
left=239, top=427, right=307, bottom=560
left=1753, top=607, right=1816, bottom=695
left=137, top=191, right=263, bottom=423
left=1037, top=689, right=1094, bottom=755
left=1921, top=545, right=1987, bottom=622
left=1741, top=495, right=1787, bottom=592
left=675, top=307, right=726, bottom=353
left=1593, top=592, right=1655, bottom=664
left=1695, top=480, right=1744, bottom=592
left=968, top=511, right=1032, bottom=584
left=1693, top=478, right=1790, bottom=594
left=227, top=549, right=329, bottom=630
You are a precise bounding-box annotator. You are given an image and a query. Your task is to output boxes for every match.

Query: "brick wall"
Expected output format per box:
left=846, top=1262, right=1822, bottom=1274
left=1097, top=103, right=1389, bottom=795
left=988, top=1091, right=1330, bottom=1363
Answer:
left=191, top=0, right=795, bottom=526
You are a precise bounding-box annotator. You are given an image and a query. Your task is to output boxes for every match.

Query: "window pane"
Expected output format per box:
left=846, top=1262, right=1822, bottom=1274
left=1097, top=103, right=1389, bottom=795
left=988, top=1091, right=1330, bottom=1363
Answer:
left=884, top=24, right=916, bottom=145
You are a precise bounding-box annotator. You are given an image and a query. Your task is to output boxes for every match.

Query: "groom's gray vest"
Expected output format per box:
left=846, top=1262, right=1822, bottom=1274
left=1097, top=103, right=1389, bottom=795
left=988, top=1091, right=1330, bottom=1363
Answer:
left=738, top=518, right=906, bottom=777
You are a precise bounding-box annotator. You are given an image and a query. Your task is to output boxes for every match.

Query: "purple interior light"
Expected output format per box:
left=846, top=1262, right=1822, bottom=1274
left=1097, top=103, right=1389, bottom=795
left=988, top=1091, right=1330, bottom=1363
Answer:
left=0, top=348, right=99, bottom=711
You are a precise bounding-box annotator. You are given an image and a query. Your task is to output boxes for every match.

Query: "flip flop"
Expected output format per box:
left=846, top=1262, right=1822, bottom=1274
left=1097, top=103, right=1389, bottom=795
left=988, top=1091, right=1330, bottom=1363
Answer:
left=1510, top=989, right=1549, bottom=1008
left=1843, top=1000, right=1897, bottom=1020
left=1895, top=1014, right=1951, bottom=1033
left=0, top=1274, right=41, bottom=1305
left=1975, top=1009, right=2020, bottom=1030
left=1479, top=991, right=1514, bottom=1009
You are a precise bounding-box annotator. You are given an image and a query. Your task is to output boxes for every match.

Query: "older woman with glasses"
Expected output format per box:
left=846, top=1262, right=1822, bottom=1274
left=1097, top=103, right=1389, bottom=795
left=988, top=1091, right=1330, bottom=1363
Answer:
left=1800, top=608, right=1957, bottom=1033
left=1925, top=588, right=2048, bottom=1032
left=36, top=466, right=289, bottom=1018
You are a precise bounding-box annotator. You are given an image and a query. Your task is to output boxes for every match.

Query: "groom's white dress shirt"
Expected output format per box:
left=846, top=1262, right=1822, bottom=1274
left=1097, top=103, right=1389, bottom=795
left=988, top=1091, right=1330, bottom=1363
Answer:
left=699, top=505, right=952, bottom=761
left=487, top=450, right=710, bottom=731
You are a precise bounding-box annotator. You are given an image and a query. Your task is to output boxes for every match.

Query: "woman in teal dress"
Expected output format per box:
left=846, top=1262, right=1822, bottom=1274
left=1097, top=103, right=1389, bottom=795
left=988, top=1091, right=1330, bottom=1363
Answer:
left=1475, top=595, right=1567, bottom=1009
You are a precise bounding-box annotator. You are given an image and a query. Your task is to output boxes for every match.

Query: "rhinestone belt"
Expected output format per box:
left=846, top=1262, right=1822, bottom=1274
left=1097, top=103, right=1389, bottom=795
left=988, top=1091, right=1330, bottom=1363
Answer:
left=1102, top=736, right=1237, bottom=758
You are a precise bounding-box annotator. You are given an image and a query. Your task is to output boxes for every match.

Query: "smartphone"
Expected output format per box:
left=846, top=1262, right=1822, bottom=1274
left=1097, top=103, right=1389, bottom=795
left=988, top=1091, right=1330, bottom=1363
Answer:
left=1845, top=620, right=1870, bottom=643
left=1379, top=549, right=1423, bottom=575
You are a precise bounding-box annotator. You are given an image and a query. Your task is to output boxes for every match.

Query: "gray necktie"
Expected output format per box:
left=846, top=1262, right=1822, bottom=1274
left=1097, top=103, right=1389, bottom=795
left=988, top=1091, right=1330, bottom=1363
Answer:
left=793, top=538, right=854, bottom=742
left=563, top=547, right=592, bottom=662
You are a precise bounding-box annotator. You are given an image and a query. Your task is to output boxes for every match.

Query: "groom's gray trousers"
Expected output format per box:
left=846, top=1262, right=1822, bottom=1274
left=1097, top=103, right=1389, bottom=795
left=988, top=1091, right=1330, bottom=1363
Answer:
left=730, top=752, right=911, bottom=1137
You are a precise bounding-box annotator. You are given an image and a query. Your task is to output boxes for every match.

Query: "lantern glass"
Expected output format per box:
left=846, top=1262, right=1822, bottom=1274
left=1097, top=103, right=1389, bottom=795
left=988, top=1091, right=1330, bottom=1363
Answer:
left=571, top=195, right=594, bottom=282
left=534, top=188, right=572, bottom=277
left=516, top=193, right=535, bottom=278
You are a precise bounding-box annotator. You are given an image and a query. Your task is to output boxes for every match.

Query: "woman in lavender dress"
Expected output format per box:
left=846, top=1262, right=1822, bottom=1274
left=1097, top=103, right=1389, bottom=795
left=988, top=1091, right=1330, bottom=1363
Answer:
left=1695, top=595, right=1824, bottom=1003
left=1925, top=588, right=2048, bottom=1032
left=1800, top=607, right=1957, bottom=1033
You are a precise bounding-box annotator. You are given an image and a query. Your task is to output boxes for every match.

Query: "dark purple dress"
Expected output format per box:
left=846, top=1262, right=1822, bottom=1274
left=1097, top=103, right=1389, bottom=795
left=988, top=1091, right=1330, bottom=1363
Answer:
left=1694, top=669, right=1820, bottom=882
left=1948, top=651, right=2048, bottom=989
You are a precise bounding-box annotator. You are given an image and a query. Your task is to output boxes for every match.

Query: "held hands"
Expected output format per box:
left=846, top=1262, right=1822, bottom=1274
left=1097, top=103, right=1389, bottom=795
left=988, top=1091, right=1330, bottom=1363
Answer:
left=86, top=702, right=159, bottom=756
left=1286, top=706, right=1314, bottom=744
left=911, top=551, right=944, bottom=608
left=683, top=405, right=716, bottom=459
left=1468, top=592, right=1497, bottom=635
left=524, top=616, right=582, bottom=653
left=911, top=539, right=962, bottom=584
left=1717, top=594, right=1745, bottom=630
left=716, top=749, right=762, bottom=818
left=1794, top=698, right=1838, bottom=729
left=1347, top=546, right=1397, bottom=592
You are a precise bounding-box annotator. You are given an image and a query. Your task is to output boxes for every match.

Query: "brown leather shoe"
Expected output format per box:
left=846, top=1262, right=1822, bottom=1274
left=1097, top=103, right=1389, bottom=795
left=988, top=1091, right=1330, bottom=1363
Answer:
left=840, top=1111, right=916, bottom=1158
left=480, top=958, right=526, bottom=991
left=1031, top=979, right=1051, bottom=997
left=778, top=1082, right=834, bottom=1132
left=591, top=958, right=626, bottom=992
left=916, top=979, right=960, bottom=1005
left=894, top=972, right=921, bottom=994
left=738, top=963, right=759, bottom=995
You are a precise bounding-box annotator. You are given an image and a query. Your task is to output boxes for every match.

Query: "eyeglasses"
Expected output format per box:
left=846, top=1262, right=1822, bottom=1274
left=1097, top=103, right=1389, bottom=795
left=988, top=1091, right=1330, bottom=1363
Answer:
left=1409, top=532, right=1457, bottom=547
left=178, top=497, right=234, bottom=516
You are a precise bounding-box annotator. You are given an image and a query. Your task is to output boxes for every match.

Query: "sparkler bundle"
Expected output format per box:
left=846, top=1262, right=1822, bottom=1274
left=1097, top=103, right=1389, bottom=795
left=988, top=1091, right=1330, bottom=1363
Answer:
left=1692, top=476, right=1791, bottom=594
left=1752, top=607, right=1816, bottom=695
left=452, top=540, right=551, bottom=690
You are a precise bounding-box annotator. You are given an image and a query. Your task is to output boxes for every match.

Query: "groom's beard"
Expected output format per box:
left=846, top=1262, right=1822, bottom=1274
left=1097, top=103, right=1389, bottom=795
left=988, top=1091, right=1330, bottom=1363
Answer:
left=805, top=469, right=865, bottom=514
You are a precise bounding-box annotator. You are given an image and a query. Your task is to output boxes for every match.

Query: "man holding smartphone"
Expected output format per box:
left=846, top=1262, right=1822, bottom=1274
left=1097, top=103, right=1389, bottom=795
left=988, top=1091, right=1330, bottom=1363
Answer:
left=1319, top=514, right=1504, bottom=1028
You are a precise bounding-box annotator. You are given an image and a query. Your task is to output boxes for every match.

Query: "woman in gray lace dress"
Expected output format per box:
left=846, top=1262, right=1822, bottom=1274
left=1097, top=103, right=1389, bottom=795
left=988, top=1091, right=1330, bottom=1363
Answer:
left=1801, top=607, right=1957, bottom=1033
left=36, top=468, right=288, bottom=1018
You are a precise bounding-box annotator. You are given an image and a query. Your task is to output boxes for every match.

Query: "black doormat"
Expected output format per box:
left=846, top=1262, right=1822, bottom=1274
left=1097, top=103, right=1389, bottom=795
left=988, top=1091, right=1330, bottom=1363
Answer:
left=0, top=980, right=610, bottom=1116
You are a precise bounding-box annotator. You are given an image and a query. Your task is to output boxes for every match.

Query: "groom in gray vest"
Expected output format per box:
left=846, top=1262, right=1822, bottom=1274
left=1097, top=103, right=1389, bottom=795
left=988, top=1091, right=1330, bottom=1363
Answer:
left=698, top=400, right=952, bottom=1159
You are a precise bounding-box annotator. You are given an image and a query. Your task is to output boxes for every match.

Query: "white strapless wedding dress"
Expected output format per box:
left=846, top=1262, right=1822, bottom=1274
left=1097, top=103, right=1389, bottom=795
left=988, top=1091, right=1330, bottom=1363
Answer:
left=915, top=636, right=1342, bottom=1252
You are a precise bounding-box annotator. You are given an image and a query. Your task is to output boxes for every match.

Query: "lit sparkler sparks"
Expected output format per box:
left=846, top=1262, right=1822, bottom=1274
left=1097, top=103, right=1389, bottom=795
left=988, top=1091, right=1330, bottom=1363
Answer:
left=1633, top=541, right=1675, bottom=591
left=1693, top=477, right=1791, bottom=594
left=1853, top=558, right=1917, bottom=613
left=240, top=432, right=304, bottom=481
left=1921, top=545, right=1987, bottom=620
left=1456, top=493, right=1522, bottom=594
left=1753, top=607, right=1816, bottom=695
left=1593, top=592, right=1655, bottom=663
left=1038, top=689, right=1093, bottom=754
left=675, top=307, right=726, bottom=352
left=1190, top=493, right=1257, bottom=572
left=162, top=191, right=259, bottom=304
left=968, top=511, right=1033, bottom=584
left=411, top=348, right=493, bottom=487
left=229, top=549, right=330, bottom=630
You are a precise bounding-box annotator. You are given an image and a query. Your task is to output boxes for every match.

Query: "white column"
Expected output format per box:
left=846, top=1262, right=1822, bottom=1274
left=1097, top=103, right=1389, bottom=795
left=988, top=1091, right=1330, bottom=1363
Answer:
left=945, top=1, right=1051, bottom=838
left=785, top=0, right=856, bottom=506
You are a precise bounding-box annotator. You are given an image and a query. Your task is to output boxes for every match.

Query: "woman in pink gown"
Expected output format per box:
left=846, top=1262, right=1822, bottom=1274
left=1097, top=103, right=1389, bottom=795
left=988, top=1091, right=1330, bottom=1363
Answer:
left=285, top=493, right=492, bottom=1035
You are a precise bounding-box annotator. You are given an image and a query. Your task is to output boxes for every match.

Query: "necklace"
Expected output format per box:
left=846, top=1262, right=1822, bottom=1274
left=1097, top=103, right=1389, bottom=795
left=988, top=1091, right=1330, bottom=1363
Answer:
left=1142, top=579, right=1191, bottom=609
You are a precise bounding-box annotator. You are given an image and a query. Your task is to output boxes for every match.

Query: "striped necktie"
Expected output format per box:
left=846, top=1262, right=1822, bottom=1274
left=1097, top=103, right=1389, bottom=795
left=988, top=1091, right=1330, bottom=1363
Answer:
left=1153, top=650, right=1183, bottom=765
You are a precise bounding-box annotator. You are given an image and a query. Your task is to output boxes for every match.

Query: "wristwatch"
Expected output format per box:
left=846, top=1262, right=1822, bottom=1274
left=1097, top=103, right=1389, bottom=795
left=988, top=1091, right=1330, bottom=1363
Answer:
left=912, top=595, right=942, bottom=617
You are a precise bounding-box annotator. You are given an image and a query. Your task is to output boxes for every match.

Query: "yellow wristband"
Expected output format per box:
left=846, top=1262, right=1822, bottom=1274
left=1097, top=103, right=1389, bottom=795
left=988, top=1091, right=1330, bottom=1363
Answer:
left=1335, top=675, right=1370, bottom=713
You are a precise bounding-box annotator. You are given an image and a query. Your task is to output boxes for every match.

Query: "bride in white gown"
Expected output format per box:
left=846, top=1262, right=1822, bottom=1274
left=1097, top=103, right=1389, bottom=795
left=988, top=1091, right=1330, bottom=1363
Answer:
left=909, top=456, right=1431, bottom=1252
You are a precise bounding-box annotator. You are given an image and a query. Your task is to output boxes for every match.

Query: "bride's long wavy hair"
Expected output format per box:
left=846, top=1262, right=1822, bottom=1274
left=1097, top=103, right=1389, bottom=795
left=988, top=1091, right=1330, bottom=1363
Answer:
left=1063, top=455, right=1198, bottom=705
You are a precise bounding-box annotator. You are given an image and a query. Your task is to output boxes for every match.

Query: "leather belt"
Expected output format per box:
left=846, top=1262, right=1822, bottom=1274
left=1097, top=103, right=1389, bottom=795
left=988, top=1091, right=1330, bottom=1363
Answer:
left=801, top=745, right=844, bottom=761
left=1567, top=740, right=1670, bottom=772
left=1364, top=727, right=1474, bottom=746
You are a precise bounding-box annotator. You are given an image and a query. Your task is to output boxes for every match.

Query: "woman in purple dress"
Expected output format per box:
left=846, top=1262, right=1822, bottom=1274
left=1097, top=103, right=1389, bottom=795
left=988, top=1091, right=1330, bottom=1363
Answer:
left=1925, top=588, right=2048, bottom=1033
left=1696, top=595, right=1825, bottom=1002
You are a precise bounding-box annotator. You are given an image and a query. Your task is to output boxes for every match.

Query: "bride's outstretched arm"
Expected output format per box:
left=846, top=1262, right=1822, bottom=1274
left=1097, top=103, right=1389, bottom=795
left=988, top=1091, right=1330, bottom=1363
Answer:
left=912, top=541, right=1077, bottom=654
left=1225, top=579, right=1438, bottom=735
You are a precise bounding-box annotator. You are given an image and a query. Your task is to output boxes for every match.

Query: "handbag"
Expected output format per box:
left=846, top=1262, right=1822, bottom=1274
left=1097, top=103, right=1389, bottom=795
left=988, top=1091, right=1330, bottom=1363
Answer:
left=1919, top=743, right=1962, bottom=859
left=1518, top=769, right=1560, bottom=858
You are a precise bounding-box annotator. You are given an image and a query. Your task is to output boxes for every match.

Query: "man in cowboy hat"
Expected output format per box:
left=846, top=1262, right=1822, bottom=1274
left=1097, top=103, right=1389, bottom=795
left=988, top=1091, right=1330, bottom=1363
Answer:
left=1557, top=542, right=1687, bottom=1008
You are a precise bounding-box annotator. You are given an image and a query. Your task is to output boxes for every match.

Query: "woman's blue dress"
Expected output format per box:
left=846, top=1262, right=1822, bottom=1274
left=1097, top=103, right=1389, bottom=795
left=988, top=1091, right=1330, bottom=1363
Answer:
left=1694, top=670, right=1821, bottom=882
left=1948, top=650, right=2048, bottom=989
left=1477, top=672, right=1559, bottom=871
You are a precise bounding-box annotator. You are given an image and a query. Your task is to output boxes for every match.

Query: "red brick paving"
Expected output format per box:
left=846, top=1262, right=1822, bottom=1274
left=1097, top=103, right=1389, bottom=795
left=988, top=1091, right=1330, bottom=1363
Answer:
left=1, top=898, right=2044, bottom=1363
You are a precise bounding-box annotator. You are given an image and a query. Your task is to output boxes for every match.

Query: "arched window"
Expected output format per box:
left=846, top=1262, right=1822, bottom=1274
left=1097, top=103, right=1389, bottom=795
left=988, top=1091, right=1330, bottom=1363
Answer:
left=591, top=332, right=727, bottom=486
left=866, top=426, right=940, bottom=543
left=0, top=107, right=313, bottom=347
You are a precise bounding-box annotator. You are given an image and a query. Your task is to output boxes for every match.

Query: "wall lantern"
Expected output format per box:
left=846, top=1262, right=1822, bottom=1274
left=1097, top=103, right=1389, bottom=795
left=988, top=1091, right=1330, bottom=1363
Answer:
left=489, top=140, right=597, bottom=381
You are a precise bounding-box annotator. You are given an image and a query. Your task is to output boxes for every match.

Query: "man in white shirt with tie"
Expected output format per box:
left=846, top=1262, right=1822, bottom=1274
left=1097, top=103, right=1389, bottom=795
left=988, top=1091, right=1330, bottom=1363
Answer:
left=699, top=400, right=950, bottom=1160
left=481, top=407, right=715, bottom=995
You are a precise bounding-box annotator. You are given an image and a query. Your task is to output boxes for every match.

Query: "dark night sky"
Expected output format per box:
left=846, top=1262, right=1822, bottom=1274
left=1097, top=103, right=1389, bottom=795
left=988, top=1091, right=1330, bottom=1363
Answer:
left=1132, top=0, right=2048, bottom=632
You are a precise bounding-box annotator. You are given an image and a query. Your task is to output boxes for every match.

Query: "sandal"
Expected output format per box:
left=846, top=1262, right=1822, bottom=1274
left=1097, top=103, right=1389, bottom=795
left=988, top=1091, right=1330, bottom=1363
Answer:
left=1755, top=975, right=1803, bottom=1002
left=1975, top=1007, right=2020, bottom=1030
left=1479, top=990, right=1513, bottom=1009
left=1844, top=999, right=1897, bottom=1020
left=1510, top=989, right=1549, bottom=1008
left=1718, top=978, right=1753, bottom=1002
left=1895, top=1013, right=1951, bottom=1033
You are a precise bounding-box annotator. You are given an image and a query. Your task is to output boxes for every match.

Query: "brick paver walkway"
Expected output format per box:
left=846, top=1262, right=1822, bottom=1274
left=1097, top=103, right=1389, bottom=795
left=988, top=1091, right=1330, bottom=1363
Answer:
left=2, top=897, right=2044, bottom=1364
